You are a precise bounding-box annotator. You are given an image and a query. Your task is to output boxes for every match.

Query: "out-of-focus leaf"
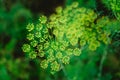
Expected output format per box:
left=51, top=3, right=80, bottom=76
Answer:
left=5, top=38, right=16, bottom=52
left=0, top=65, right=11, bottom=80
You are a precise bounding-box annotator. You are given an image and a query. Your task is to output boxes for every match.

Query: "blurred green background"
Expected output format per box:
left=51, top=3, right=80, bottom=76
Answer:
left=0, top=0, right=120, bottom=80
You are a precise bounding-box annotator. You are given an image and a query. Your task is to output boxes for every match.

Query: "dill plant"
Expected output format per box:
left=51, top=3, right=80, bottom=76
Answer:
left=22, top=2, right=111, bottom=74
left=102, top=0, right=120, bottom=20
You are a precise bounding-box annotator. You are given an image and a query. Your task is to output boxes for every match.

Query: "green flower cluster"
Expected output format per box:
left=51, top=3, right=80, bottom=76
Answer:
left=22, top=2, right=111, bottom=73
left=22, top=15, right=49, bottom=60
left=102, top=0, right=120, bottom=12
left=102, top=0, right=120, bottom=20
left=50, top=2, right=110, bottom=51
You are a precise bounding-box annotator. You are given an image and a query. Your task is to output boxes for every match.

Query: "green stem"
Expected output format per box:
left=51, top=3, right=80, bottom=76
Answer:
left=98, top=47, right=108, bottom=80
left=60, top=63, right=71, bottom=80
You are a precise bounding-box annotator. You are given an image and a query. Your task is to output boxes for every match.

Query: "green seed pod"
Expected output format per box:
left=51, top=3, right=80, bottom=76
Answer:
left=56, top=52, right=63, bottom=59
left=38, top=51, right=45, bottom=57
left=37, top=44, right=43, bottom=52
left=44, top=42, right=49, bottom=49
left=35, top=32, right=42, bottom=38
left=47, top=54, right=55, bottom=62
left=73, top=48, right=82, bottom=56
left=40, top=38, right=45, bottom=42
left=27, top=33, right=34, bottom=40
left=56, top=6, right=62, bottom=14
left=62, top=56, right=70, bottom=64
left=51, top=61, right=60, bottom=71
left=39, top=15, right=47, bottom=24
left=71, top=2, right=79, bottom=8
left=30, top=40, right=38, bottom=47
left=80, top=40, right=86, bottom=46
left=59, top=45, right=65, bottom=51
left=47, top=49, right=54, bottom=54
left=29, top=51, right=37, bottom=59
left=36, top=23, right=43, bottom=31
left=22, top=44, right=31, bottom=52
left=66, top=49, right=73, bottom=56
left=26, top=23, right=34, bottom=32
left=88, top=43, right=97, bottom=51
left=40, top=59, right=48, bottom=69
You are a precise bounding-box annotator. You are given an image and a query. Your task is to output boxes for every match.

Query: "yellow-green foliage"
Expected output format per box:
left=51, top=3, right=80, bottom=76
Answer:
left=102, top=0, right=120, bottom=20
left=22, top=2, right=111, bottom=73
left=102, top=0, right=120, bottom=12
